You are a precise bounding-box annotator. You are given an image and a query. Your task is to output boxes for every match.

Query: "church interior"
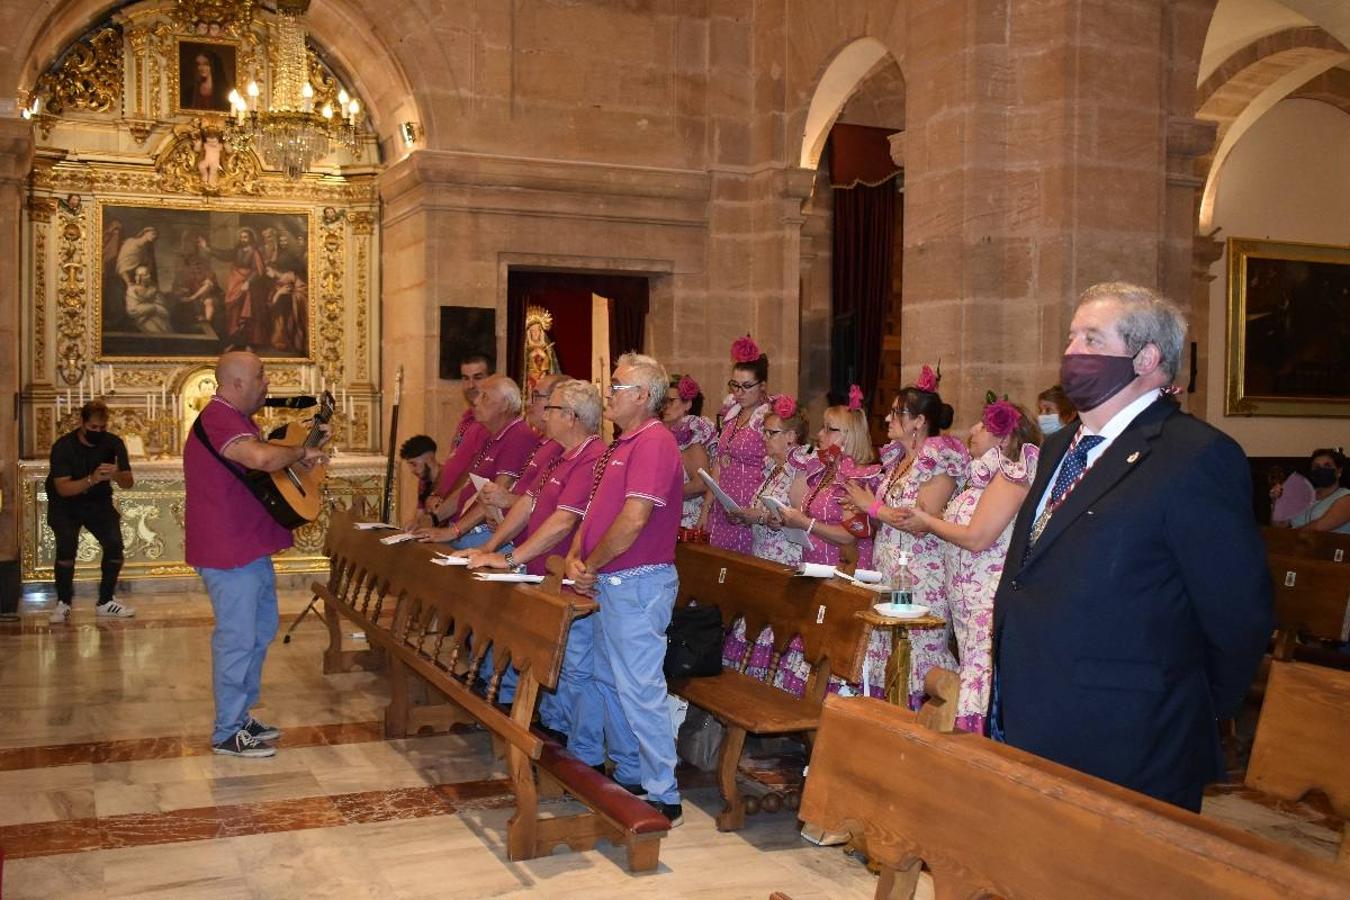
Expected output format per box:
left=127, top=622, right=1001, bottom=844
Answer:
left=0, top=0, right=1348, bottom=896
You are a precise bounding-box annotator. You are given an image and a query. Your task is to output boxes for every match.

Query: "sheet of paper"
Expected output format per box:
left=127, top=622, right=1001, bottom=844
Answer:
left=783, top=526, right=811, bottom=548
left=697, top=468, right=739, bottom=513
left=430, top=555, right=470, bottom=566
left=760, top=495, right=790, bottom=517
left=469, top=473, right=490, bottom=492
left=355, top=522, right=397, bottom=530
left=472, top=572, right=545, bottom=584
left=796, top=562, right=837, bottom=578
left=379, top=532, right=417, bottom=545
left=853, top=568, right=884, bottom=584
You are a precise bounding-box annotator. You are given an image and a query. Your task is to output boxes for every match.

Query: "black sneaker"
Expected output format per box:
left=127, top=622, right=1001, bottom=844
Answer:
left=212, top=728, right=276, bottom=758
left=646, top=799, right=683, bottom=827
left=590, top=764, right=647, bottom=798
left=243, top=716, right=281, bottom=742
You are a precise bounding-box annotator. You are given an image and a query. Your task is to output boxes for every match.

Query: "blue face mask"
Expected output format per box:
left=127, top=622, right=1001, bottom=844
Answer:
left=1037, top=413, right=1063, bottom=436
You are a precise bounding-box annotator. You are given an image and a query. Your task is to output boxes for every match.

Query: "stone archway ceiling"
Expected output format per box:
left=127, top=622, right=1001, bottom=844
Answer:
left=799, top=37, right=894, bottom=170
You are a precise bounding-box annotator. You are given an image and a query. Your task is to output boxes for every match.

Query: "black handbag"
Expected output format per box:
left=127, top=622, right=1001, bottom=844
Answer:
left=664, top=604, right=724, bottom=679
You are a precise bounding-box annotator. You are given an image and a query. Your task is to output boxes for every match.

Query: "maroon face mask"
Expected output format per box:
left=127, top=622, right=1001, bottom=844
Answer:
left=1059, top=352, right=1138, bottom=412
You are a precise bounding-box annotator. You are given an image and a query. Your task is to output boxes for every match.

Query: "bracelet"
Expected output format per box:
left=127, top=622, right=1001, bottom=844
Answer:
left=449, top=524, right=461, bottom=540
left=807, top=518, right=816, bottom=536
left=867, top=499, right=883, bottom=519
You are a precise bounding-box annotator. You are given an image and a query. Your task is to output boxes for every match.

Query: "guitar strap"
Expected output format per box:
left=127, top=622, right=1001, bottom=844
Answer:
left=191, top=414, right=295, bottom=528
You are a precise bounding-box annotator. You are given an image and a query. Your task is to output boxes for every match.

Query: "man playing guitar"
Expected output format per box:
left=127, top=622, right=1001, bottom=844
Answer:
left=184, top=350, right=329, bottom=757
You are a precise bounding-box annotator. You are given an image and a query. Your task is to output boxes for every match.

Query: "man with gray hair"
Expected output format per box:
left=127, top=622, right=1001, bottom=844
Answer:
left=566, top=352, right=686, bottom=825
left=992, top=282, right=1272, bottom=811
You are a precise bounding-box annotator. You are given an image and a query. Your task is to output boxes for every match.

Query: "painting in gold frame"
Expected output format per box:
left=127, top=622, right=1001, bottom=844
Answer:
left=175, top=37, right=238, bottom=114
left=98, top=202, right=312, bottom=362
left=1226, top=237, right=1350, bottom=417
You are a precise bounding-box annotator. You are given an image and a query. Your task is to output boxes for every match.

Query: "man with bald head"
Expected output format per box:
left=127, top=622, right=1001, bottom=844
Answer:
left=185, top=351, right=328, bottom=758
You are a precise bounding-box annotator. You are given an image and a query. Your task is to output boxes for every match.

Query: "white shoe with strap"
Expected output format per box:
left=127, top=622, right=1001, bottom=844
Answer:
left=48, top=601, right=71, bottom=624
left=96, top=599, right=136, bottom=618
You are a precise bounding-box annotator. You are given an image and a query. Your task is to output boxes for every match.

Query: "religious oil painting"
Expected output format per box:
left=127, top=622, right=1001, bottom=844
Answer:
left=98, top=204, right=312, bottom=361
left=176, top=39, right=237, bottom=113
left=1226, top=237, right=1350, bottom=418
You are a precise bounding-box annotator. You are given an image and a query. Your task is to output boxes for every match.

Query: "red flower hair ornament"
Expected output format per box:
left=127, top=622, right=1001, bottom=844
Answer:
left=847, top=384, right=864, bottom=412
left=915, top=364, right=940, bottom=393
left=772, top=394, right=797, bottom=419
left=982, top=399, right=1021, bottom=438
left=676, top=375, right=700, bottom=402
left=731, top=335, right=761, bottom=364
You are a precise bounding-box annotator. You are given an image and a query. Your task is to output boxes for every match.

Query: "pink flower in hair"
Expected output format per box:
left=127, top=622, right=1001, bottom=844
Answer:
left=847, top=384, right=864, bottom=412
left=677, top=374, right=700, bottom=402
left=772, top=394, right=797, bottom=419
left=982, top=399, right=1021, bottom=438
left=731, top=335, right=761, bottom=364
left=915, top=364, right=939, bottom=393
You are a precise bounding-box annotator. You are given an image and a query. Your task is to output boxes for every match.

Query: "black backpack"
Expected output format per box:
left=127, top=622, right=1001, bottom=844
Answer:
left=664, top=604, right=724, bottom=679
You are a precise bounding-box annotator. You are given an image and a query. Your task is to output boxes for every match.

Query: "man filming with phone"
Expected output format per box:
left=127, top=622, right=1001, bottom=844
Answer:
left=47, top=399, right=136, bottom=623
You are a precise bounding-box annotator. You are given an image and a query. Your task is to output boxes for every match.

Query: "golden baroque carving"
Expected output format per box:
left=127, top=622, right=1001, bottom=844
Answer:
left=34, top=164, right=378, bottom=205
left=28, top=197, right=58, bottom=223
left=317, top=216, right=345, bottom=381
left=155, top=119, right=262, bottom=195
left=355, top=228, right=369, bottom=381
left=306, top=45, right=341, bottom=113
left=34, top=226, right=48, bottom=373
left=127, top=120, right=155, bottom=146
left=55, top=206, right=88, bottom=387
left=172, top=0, right=257, bottom=39
left=35, top=27, right=123, bottom=116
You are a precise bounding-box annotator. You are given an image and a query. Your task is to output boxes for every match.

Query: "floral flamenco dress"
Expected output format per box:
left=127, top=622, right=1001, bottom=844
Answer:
left=772, top=450, right=885, bottom=698
left=706, top=397, right=769, bottom=554
left=871, top=435, right=970, bottom=708
left=670, top=414, right=718, bottom=528
left=942, top=442, right=1038, bottom=734
left=722, top=456, right=804, bottom=679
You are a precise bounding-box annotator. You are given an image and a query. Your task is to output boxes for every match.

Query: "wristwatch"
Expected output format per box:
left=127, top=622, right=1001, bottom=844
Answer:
left=503, top=551, right=519, bottom=572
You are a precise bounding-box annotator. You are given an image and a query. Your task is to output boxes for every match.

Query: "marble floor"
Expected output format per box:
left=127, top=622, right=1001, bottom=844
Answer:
left=1, top=585, right=1341, bottom=898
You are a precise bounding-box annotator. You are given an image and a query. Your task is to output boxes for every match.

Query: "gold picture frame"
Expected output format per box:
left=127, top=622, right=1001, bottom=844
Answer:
left=173, top=36, right=238, bottom=115
left=97, top=200, right=313, bottom=362
left=1225, top=237, right=1350, bottom=417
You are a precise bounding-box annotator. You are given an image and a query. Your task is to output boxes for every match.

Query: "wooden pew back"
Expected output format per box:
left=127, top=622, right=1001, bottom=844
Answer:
left=674, top=543, right=874, bottom=683
left=1246, top=660, right=1350, bottom=818
left=1263, top=527, right=1350, bottom=563
left=1266, top=553, right=1350, bottom=643
left=799, top=694, right=1350, bottom=899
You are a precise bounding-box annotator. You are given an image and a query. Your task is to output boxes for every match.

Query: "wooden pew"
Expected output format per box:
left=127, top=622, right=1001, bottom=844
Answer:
left=313, top=510, right=671, bottom=872
left=1246, top=659, right=1350, bottom=864
left=795, top=684, right=1350, bottom=899
left=1266, top=553, right=1350, bottom=666
left=1262, top=526, right=1350, bottom=564
left=668, top=543, right=877, bottom=832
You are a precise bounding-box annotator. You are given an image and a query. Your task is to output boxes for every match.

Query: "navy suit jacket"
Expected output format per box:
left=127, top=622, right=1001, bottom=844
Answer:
left=992, top=397, right=1272, bottom=809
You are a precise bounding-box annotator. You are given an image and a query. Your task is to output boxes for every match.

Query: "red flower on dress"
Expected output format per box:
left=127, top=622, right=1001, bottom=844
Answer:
left=772, top=394, right=797, bottom=419
left=915, top=364, right=939, bottom=393
left=847, top=384, right=864, bottom=412
left=677, top=374, right=700, bottom=402
left=982, top=400, right=1020, bottom=438
left=731, top=335, right=761, bottom=364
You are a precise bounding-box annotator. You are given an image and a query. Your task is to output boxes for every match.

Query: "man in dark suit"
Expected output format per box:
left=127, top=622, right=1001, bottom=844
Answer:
left=991, top=282, right=1272, bottom=812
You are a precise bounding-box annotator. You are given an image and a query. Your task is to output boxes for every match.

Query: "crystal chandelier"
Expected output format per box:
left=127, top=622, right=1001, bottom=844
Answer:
left=225, top=0, right=361, bottom=179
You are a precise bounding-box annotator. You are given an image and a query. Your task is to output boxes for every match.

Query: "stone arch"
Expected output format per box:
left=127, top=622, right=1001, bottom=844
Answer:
left=798, top=37, right=899, bottom=170
left=3, top=0, right=432, bottom=149
left=1195, top=26, right=1349, bottom=229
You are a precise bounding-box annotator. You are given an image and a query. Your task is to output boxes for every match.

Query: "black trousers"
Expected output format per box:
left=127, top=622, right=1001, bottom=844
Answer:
left=48, top=501, right=124, bottom=605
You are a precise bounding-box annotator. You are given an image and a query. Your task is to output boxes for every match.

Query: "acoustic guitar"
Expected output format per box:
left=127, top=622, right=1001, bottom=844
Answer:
left=246, top=390, right=335, bottom=529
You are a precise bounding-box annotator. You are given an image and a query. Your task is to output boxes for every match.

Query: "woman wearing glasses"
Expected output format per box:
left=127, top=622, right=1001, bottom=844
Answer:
left=699, top=336, right=773, bottom=554
left=661, top=374, right=718, bottom=533
left=845, top=366, right=968, bottom=708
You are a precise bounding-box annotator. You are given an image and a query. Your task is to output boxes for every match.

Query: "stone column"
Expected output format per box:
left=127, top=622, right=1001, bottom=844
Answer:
left=0, top=117, right=34, bottom=561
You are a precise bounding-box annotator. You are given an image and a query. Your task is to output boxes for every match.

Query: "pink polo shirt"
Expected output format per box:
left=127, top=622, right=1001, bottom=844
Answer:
left=434, top=416, right=489, bottom=501
left=454, top=418, right=539, bottom=513
left=520, top=435, right=606, bottom=576
left=570, top=418, right=683, bottom=573
left=184, top=396, right=293, bottom=570
left=512, top=438, right=563, bottom=497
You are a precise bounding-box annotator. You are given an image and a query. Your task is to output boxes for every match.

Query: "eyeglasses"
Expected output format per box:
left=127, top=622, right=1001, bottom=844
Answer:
left=762, top=427, right=784, bottom=437
left=825, top=426, right=843, bottom=433
left=727, top=380, right=762, bottom=391
left=608, top=383, right=641, bottom=397
left=888, top=406, right=903, bottom=417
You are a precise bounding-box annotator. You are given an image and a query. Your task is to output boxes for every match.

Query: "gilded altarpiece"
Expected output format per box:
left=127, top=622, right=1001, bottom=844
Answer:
left=19, top=0, right=387, bottom=582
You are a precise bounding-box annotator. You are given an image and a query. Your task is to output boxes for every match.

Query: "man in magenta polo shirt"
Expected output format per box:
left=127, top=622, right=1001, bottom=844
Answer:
left=468, top=379, right=609, bottom=768
left=566, top=352, right=685, bottom=826
left=479, top=372, right=566, bottom=517
left=427, top=353, right=493, bottom=522
left=184, top=351, right=327, bottom=758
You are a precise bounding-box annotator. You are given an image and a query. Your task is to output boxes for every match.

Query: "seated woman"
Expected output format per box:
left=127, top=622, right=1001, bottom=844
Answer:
left=1288, top=448, right=1350, bottom=533
left=893, top=399, right=1040, bottom=734
left=662, top=374, right=717, bottom=535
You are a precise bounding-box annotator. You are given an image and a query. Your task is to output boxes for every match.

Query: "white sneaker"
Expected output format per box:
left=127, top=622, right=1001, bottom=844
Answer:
left=96, top=599, right=136, bottom=618
left=48, top=601, right=71, bottom=624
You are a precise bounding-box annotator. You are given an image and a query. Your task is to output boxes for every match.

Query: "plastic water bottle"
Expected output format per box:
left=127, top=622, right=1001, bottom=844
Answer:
left=890, top=551, right=914, bottom=608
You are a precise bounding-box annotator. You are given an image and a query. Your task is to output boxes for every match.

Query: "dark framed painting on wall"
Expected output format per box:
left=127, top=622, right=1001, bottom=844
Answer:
left=175, top=38, right=237, bottom=114
left=439, top=307, right=496, bottom=379
left=97, top=202, right=312, bottom=361
left=1226, top=237, right=1350, bottom=417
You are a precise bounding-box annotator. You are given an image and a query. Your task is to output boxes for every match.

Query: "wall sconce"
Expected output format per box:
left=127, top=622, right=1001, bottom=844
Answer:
left=399, top=121, right=421, bottom=149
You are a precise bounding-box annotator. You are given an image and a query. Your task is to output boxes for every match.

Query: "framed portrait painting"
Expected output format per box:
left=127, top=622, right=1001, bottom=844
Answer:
left=176, top=38, right=237, bottom=114
left=1226, top=237, right=1350, bottom=417
left=98, top=203, right=312, bottom=361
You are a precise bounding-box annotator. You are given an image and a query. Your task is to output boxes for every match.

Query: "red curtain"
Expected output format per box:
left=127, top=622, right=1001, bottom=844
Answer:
left=505, top=271, right=649, bottom=384
left=829, top=122, right=901, bottom=188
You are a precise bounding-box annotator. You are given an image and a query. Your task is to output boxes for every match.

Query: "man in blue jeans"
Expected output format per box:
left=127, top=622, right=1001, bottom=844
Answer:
left=566, top=353, right=686, bottom=826
left=184, top=351, right=327, bottom=757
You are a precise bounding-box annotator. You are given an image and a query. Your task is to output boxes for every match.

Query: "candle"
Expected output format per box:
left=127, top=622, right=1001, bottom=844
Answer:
left=161, top=384, right=167, bottom=408
left=65, top=387, right=71, bottom=410
left=108, top=364, right=115, bottom=393
left=78, top=379, right=84, bottom=406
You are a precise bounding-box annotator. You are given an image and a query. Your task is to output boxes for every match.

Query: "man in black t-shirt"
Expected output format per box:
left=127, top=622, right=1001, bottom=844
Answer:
left=46, top=399, right=136, bottom=623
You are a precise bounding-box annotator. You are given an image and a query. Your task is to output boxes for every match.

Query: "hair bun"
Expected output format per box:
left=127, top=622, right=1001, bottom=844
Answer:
left=937, top=403, right=955, bottom=431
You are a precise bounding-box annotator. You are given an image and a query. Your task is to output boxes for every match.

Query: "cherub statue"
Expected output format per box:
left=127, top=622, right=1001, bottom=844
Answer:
left=192, top=122, right=225, bottom=189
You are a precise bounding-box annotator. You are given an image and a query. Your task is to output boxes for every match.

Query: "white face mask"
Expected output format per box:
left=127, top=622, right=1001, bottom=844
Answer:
left=1038, top=413, right=1064, bottom=436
